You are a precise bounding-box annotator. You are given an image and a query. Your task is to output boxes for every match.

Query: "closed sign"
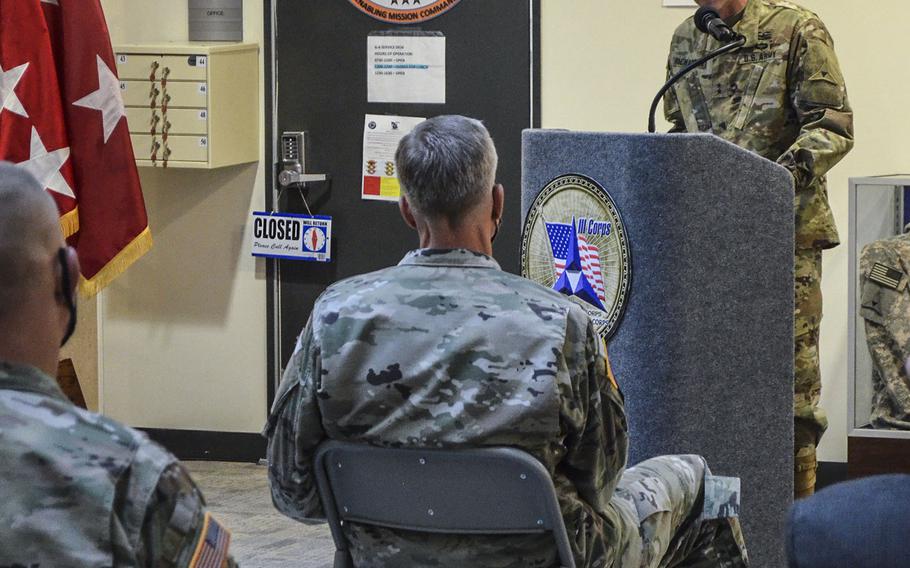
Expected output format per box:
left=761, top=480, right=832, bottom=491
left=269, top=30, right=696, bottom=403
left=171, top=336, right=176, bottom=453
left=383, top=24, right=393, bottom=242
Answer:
left=251, top=212, right=332, bottom=262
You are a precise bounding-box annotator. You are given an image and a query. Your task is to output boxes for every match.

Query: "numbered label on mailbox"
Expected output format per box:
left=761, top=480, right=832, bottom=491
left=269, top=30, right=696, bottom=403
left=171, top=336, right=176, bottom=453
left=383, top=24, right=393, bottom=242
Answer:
left=251, top=212, right=332, bottom=262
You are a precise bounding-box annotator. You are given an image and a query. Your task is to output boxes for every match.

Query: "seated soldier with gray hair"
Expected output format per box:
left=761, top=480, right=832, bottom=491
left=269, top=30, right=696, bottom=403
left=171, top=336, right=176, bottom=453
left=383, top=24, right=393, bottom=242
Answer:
left=0, top=163, right=236, bottom=567
left=265, top=115, right=749, bottom=567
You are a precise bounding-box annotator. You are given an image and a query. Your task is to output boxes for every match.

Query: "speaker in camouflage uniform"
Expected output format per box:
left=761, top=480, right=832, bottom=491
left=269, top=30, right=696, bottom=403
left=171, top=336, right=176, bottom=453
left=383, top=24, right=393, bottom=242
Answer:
left=664, top=0, right=854, bottom=497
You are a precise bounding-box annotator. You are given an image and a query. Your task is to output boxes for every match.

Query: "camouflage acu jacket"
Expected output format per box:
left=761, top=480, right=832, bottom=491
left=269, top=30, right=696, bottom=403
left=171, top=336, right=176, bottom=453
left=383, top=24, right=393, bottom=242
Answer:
left=664, top=0, right=854, bottom=250
left=0, top=361, right=235, bottom=567
left=265, top=248, right=630, bottom=567
left=860, top=234, right=910, bottom=430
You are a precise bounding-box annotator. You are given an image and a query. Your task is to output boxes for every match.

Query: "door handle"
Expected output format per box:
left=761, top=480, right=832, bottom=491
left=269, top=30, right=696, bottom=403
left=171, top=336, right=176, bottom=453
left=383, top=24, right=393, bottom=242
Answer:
left=278, top=131, right=329, bottom=188
left=278, top=170, right=328, bottom=186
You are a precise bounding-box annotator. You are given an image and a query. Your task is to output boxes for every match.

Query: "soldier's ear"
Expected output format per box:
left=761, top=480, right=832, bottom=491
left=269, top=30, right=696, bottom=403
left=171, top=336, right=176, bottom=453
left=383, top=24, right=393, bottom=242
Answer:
left=399, top=195, right=418, bottom=229
left=54, top=246, right=80, bottom=302
left=492, top=184, right=504, bottom=223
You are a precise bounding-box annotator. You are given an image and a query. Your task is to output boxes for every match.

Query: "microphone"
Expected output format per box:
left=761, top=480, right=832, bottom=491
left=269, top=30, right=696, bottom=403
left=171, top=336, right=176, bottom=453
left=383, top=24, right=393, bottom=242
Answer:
left=694, top=6, right=739, bottom=42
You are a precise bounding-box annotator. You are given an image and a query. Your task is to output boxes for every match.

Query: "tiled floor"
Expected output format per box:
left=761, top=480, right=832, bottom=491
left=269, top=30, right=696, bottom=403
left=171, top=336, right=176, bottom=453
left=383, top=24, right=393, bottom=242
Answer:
left=185, top=461, right=335, bottom=568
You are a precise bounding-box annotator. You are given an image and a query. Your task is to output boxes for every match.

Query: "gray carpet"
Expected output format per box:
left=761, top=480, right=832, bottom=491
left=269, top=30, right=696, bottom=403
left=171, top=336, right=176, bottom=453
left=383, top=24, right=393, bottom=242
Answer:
left=186, top=461, right=334, bottom=568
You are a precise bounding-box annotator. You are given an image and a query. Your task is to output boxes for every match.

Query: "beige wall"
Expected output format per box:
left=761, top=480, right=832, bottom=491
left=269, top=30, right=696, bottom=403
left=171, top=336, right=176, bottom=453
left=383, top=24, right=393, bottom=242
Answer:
left=98, top=0, right=267, bottom=432
left=59, top=296, right=99, bottom=411
left=542, top=0, right=910, bottom=462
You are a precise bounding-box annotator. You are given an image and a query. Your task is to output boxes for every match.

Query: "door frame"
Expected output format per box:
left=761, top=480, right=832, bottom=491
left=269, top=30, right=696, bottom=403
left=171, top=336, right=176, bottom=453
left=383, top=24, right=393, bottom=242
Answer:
left=263, top=0, right=542, bottom=411
left=264, top=0, right=278, bottom=410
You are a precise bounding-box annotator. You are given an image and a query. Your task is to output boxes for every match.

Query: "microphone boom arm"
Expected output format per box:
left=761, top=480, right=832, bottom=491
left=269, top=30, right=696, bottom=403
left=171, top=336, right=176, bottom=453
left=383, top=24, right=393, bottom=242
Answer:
left=648, top=35, right=746, bottom=133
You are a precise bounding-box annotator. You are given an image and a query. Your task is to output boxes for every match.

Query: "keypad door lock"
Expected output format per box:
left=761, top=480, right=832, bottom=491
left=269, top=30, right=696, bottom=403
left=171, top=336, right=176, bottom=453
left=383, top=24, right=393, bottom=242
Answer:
left=278, top=131, right=328, bottom=188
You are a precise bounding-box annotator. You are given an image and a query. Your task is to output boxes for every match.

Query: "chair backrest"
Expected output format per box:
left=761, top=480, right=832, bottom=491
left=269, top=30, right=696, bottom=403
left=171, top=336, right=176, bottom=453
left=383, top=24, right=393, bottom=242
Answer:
left=787, top=474, right=910, bottom=568
left=314, top=440, right=576, bottom=568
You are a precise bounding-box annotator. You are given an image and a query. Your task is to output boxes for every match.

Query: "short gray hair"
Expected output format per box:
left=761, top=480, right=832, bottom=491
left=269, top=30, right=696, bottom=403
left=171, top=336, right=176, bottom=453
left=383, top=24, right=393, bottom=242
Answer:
left=395, top=115, right=498, bottom=224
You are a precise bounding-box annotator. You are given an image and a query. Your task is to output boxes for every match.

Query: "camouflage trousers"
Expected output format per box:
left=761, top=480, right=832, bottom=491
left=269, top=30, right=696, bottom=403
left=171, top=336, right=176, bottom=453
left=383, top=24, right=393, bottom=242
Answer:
left=613, top=455, right=748, bottom=568
left=794, top=249, right=828, bottom=498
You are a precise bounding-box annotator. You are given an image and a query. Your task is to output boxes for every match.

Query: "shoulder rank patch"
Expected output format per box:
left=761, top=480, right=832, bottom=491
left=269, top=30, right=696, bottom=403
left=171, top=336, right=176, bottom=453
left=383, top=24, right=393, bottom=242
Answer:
left=809, top=68, right=839, bottom=85
left=189, top=512, right=231, bottom=568
left=869, top=262, right=904, bottom=290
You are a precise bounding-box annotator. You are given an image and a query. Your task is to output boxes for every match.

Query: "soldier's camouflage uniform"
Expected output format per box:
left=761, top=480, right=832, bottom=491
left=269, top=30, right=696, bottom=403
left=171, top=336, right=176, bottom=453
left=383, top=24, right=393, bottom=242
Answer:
left=860, top=233, right=910, bottom=430
left=265, top=249, right=748, bottom=567
left=664, top=0, right=854, bottom=497
left=0, top=361, right=236, bottom=567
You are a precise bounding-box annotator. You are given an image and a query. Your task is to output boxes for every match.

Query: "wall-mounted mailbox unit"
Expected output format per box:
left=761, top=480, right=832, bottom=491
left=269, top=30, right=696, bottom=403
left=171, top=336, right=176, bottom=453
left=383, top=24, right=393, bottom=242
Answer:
left=115, top=43, right=259, bottom=169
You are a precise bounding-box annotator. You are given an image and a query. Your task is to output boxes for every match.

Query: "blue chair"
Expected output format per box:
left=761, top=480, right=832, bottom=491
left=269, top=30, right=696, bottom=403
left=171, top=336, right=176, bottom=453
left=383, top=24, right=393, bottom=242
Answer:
left=787, top=474, right=910, bottom=568
left=314, top=440, right=576, bottom=568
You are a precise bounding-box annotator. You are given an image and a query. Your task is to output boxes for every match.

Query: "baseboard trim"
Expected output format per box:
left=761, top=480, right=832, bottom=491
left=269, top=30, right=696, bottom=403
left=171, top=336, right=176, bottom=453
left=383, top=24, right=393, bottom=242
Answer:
left=140, top=430, right=852, bottom=483
left=141, top=428, right=266, bottom=463
left=817, top=461, right=848, bottom=490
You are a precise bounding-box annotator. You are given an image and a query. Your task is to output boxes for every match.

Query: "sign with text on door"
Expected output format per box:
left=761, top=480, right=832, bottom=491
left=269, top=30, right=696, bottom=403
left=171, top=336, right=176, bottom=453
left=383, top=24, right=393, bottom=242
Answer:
left=368, top=33, right=445, bottom=104
left=362, top=114, right=425, bottom=202
left=251, top=212, right=333, bottom=262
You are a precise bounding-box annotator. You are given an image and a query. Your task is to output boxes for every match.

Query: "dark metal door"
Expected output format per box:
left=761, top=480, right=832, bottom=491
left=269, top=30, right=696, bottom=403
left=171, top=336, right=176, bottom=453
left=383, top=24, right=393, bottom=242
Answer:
left=268, top=0, right=540, bottom=395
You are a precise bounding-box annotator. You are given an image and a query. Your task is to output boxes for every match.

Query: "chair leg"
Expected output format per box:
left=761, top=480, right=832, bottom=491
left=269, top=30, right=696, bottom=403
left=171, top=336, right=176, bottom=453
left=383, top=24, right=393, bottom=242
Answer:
left=334, top=549, right=354, bottom=568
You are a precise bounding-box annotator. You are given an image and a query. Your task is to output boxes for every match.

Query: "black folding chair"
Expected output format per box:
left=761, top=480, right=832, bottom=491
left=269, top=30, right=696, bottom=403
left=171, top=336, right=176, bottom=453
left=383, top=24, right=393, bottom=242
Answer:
left=314, top=440, right=576, bottom=568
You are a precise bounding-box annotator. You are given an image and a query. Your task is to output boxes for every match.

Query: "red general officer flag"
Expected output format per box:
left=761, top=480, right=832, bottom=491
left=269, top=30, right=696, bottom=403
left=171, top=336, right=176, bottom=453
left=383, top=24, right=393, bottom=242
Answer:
left=0, top=0, right=78, bottom=237
left=42, top=0, right=151, bottom=295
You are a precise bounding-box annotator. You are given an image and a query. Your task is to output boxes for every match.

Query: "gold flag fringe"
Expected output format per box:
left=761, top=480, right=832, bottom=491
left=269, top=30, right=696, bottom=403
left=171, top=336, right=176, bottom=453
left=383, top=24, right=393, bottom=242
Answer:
left=78, top=227, right=154, bottom=298
left=59, top=207, right=79, bottom=239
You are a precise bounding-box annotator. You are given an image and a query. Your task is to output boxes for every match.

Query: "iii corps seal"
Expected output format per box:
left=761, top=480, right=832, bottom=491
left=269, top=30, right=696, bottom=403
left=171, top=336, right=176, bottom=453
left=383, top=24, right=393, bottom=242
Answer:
left=521, top=174, right=631, bottom=339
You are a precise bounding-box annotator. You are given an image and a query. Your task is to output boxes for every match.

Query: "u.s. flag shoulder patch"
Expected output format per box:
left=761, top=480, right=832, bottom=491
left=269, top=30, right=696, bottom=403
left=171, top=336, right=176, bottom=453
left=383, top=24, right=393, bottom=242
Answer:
left=189, top=512, right=231, bottom=568
left=869, top=262, right=904, bottom=291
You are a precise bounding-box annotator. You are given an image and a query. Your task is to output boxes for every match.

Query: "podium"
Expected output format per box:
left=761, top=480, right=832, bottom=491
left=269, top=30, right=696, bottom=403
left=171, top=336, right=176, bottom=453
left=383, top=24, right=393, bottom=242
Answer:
left=522, top=130, right=794, bottom=568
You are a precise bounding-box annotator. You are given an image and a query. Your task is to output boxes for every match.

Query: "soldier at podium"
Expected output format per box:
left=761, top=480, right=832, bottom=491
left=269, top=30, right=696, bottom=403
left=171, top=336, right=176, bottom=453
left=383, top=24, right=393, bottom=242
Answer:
left=664, top=0, right=854, bottom=497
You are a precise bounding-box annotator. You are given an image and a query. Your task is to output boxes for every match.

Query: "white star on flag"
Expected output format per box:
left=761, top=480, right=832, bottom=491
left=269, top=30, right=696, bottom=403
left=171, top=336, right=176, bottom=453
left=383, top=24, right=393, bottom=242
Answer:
left=19, top=127, right=74, bottom=199
left=0, top=62, right=29, bottom=118
left=74, top=54, right=126, bottom=143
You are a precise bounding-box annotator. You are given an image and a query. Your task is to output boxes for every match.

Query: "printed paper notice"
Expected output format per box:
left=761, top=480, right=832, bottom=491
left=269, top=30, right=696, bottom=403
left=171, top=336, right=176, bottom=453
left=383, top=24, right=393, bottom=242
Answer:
left=362, top=114, right=425, bottom=202
left=368, top=34, right=445, bottom=104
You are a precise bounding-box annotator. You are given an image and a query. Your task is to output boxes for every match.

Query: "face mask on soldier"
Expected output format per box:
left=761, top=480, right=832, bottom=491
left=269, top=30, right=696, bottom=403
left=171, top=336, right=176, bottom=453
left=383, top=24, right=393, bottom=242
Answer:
left=57, top=247, right=77, bottom=347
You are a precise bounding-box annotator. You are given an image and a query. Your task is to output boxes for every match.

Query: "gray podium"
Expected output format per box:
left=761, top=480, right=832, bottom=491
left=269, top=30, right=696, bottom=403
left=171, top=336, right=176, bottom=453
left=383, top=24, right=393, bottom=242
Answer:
left=521, top=130, right=794, bottom=568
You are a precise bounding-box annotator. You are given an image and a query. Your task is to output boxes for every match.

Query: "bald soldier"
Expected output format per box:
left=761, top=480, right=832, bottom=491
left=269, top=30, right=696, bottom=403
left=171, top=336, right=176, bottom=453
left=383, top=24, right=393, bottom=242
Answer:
left=265, top=115, right=748, bottom=567
left=664, top=0, right=854, bottom=497
left=0, top=163, right=236, bottom=567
